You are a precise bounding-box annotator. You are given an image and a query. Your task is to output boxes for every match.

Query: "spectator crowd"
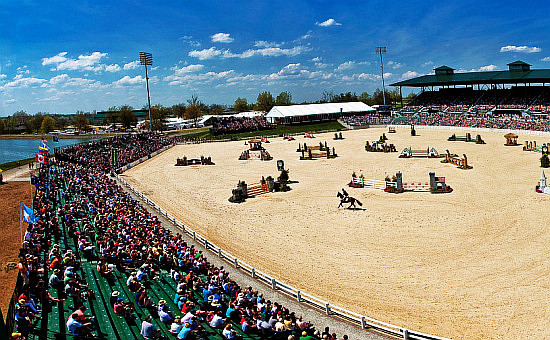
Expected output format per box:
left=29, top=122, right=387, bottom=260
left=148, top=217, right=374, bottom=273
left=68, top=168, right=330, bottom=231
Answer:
left=13, top=132, right=351, bottom=340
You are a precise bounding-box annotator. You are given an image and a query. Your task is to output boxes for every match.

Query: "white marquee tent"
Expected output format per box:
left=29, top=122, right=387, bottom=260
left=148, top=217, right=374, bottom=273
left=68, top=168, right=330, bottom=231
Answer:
left=266, top=102, right=375, bottom=124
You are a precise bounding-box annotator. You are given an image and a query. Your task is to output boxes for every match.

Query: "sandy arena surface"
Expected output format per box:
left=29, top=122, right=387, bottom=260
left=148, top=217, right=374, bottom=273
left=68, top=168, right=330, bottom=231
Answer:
left=123, top=127, right=550, bottom=339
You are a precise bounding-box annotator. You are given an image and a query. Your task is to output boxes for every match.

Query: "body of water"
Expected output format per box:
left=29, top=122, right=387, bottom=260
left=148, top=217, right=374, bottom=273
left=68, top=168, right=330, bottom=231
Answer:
left=0, top=138, right=95, bottom=164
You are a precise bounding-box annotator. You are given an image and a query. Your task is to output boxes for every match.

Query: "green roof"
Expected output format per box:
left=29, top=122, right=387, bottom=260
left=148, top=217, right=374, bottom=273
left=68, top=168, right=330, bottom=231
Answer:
left=434, top=65, right=455, bottom=70
left=507, top=60, right=531, bottom=66
left=391, top=68, right=550, bottom=87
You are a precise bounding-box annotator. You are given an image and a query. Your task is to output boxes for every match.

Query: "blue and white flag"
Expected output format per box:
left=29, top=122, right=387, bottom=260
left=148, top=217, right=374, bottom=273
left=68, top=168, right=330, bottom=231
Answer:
left=22, top=203, right=39, bottom=224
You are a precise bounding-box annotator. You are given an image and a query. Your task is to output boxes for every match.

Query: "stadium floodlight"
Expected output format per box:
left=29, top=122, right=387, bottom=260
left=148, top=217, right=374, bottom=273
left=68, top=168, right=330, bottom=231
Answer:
left=139, top=52, right=153, bottom=131
left=376, top=47, right=387, bottom=105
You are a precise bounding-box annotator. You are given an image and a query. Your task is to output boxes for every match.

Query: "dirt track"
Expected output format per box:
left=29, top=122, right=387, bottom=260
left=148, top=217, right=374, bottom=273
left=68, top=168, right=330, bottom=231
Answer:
left=123, top=128, right=550, bottom=339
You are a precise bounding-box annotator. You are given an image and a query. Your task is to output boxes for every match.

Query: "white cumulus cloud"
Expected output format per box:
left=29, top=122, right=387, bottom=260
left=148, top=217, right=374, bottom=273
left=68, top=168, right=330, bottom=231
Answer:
left=387, top=61, right=402, bottom=69
left=316, top=18, right=342, bottom=27
left=123, top=60, right=140, bottom=70
left=42, top=52, right=113, bottom=72
left=541, top=57, right=550, bottom=62
left=500, top=45, right=541, bottom=53
left=112, top=75, right=145, bottom=87
left=211, top=33, right=234, bottom=43
left=188, top=47, right=224, bottom=60
left=401, top=71, right=419, bottom=80
left=171, top=64, right=204, bottom=75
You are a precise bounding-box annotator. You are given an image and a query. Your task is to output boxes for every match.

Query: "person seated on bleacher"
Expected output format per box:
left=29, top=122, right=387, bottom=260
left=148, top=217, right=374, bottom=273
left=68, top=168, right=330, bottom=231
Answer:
left=222, top=324, right=240, bottom=339
left=67, top=312, right=93, bottom=337
left=135, top=287, right=154, bottom=310
left=114, top=298, right=134, bottom=318
left=141, top=315, right=161, bottom=339
left=176, top=322, right=194, bottom=340
left=78, top=236, right=95, bottom=259
left=209, top=311, right=225, bottom=329
left=65, top=279, right=86, bottom=307
left=256, top=317, right=274, bottom=335
left=15, top=306, right=33, bottom=338
left=157, top=300, right=174, bottom=324
left=71, top=305, right=95, bottom=325
left=169, top=317, right=183, bottom=335
left=240, top=316, right=257, bottom=334
left=97, top=258, right=114, bottom=283
left=299, top=330, right=317, bottom=340
left=48, top=268, right=63, bottom=289
left=35, top=279, right=64, bottom=309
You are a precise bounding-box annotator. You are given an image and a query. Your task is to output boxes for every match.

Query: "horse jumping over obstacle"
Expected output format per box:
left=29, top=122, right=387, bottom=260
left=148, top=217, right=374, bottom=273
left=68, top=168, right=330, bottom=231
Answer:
left=175, top=156, right=214, bottom=166
left=440, top=150, right=472, bottom=169
left=399, top=147, right=440, bottom=158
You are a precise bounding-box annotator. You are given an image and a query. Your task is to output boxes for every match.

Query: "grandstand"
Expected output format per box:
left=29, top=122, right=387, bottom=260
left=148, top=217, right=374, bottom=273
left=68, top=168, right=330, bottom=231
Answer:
left=391, top=61, right=550, bottom=116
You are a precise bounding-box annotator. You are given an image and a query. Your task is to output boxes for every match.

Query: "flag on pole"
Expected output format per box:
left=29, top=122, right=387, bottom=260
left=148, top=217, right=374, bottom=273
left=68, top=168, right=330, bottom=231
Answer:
left=22, top=203, right=38, bottom=224
left=38, top=142, right=50, bottom=154
left=36, top=153, right=46, bottom=164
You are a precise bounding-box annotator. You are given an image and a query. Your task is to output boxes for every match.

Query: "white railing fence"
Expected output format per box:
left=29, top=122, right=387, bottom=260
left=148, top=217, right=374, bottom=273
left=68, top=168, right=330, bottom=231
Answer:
left=115, top=170, right=452, bottom=340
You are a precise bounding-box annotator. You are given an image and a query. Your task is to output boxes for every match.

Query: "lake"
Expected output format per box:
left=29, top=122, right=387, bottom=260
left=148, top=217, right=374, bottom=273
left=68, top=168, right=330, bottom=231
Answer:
left=0, top=138, right=95, bottom=165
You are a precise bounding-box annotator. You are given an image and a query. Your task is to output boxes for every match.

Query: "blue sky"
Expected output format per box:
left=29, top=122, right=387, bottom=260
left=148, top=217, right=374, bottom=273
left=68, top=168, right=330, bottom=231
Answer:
left=1, top=0, right=549, bottom=116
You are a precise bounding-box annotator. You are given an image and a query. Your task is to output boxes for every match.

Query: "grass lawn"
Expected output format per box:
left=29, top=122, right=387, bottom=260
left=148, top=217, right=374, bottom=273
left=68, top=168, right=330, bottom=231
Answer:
left=168, top=121, right=347, bottom=140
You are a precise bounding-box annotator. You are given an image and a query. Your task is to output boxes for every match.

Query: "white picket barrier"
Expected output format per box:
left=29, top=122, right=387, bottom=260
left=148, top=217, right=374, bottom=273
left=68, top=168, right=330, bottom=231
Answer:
left=351, top=177, right=395, bottom=190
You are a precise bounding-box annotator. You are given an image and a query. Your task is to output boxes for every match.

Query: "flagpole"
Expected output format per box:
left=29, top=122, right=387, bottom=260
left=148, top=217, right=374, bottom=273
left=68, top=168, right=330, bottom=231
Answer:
left=20, top=202, right=23, bottom=246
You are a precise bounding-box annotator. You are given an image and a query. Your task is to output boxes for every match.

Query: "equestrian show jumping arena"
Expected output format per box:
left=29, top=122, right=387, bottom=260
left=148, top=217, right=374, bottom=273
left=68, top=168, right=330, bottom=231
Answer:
left=122, top=127, right=550, bottom=340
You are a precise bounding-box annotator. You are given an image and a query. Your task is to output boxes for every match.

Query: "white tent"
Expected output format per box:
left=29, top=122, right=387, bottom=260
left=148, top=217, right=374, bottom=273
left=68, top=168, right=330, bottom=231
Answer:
left=266, top=102, right=375, bottom=123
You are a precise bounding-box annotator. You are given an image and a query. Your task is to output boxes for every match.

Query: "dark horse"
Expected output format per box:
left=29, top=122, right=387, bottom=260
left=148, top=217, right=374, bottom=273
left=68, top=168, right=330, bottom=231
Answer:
left=337, top=191, right=363, bottom=209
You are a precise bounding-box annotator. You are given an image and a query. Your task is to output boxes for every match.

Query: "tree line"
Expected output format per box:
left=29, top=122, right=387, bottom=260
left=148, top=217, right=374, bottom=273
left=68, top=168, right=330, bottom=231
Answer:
left=0, top=88, right=417, bottom=134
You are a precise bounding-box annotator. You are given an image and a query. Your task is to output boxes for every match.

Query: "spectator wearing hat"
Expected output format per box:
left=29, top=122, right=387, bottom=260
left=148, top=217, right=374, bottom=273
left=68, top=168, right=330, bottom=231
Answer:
left=110, top=291, right=120, bottom=307
left=169, top=317, right=183, bottom=335
left=299, top=330, right=317, bottom=340
left=114, top=298, right=134, bottom=318
left=158, top=301, right=174, bottom=324
left=177, top=322, right=193, bottom=340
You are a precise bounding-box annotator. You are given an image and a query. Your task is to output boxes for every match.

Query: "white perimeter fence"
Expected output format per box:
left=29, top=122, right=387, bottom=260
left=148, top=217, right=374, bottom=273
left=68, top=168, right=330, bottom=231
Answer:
left=114, top=142, right=452, bottom=340
left=388, top=124, right=550, bottom=138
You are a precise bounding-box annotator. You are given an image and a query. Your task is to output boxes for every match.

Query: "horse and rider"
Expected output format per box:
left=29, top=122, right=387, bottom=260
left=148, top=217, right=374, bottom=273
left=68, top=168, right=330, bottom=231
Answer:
left=337, top=188, right=362, bottom=209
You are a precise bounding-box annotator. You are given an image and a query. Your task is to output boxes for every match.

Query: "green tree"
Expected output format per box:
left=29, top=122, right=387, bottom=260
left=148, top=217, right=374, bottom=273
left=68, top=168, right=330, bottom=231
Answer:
left=332, top=92, right=358, bottom=103
left=26, top=114, right=44, bottom=133
left=275, top=91, right=292, bottom=106
left=171, top=103, right=186, bottom=118
left=255, top=91, right=275, bottom=112
left=119, top=105, right=137, bottom=128
left=320, top=90, right=335, bottom=103
left=54, top=115, right=69, bottom=130
left=0, top=119, right=5, bottom=134
left=150, top=104, right=168, bottom=131
left=105, top=110, right=120, bottom=125
left=40, top=115, right=56, bottom=133
left=233, top=97, right=248, bottom=113
left=359, top=92, right=373, bottom=105
left=184, top=104, right=202, bottom=127
left=74, top=112, right=89, bottom=131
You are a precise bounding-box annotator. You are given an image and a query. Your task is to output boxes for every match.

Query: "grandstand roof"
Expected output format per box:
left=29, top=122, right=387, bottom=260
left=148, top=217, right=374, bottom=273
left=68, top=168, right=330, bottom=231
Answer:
left=391, top=64, right=550, bottom=87
left=266, top=102, right=374, bottom=119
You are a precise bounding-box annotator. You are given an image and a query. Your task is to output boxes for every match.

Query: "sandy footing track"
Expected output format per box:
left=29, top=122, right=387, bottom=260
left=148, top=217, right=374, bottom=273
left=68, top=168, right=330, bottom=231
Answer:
left=123, top=128, right=550, bottom=339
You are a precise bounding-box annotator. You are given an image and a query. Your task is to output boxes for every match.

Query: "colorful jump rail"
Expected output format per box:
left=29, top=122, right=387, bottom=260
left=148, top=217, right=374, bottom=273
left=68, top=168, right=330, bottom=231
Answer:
left=350, top=172, right=452, bottom=194
left=116, top=173, right=452, bottom=340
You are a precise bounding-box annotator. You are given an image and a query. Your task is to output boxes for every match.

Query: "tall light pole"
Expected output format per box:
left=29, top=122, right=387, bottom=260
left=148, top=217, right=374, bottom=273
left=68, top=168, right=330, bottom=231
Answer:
left=376, top=46, right=387, bottom=106
left=139, top=52, right=153, bottom=131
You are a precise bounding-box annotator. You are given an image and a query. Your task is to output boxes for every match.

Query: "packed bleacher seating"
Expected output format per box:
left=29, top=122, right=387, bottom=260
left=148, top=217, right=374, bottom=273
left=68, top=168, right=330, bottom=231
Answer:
left=11, top=133, right=350, bottom=340
left=212, top=117, right=274, bottom=135
left=404, top=86, right=550, bottom=115
left=339, top=114, right=391, bottom=126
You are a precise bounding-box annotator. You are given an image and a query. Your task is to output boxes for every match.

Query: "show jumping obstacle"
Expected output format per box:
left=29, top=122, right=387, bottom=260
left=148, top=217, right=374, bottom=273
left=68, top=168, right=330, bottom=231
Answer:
left=523, top=141, right=550, bottom=153
left=399, top=147, right=440, bottom=158
left=333, top=132, right=344, bottom=140
left=388, top=127, right=396, bottom=133
left=448, top=133, right=485, bottom=144
left=365, top=141, right=397, bottom=153
left=175, top=156, right=214, bottom=166
left=440, top=150, right=472, bottom=169
left=537, top=170, right=550, bottom=194
left=504, top=133, right=520, bottom=146
left=349, top=172, right=452, bottom=194
left=239, top=139, right=273, bottom=161
left=297, top=142, right=337, bottom=160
